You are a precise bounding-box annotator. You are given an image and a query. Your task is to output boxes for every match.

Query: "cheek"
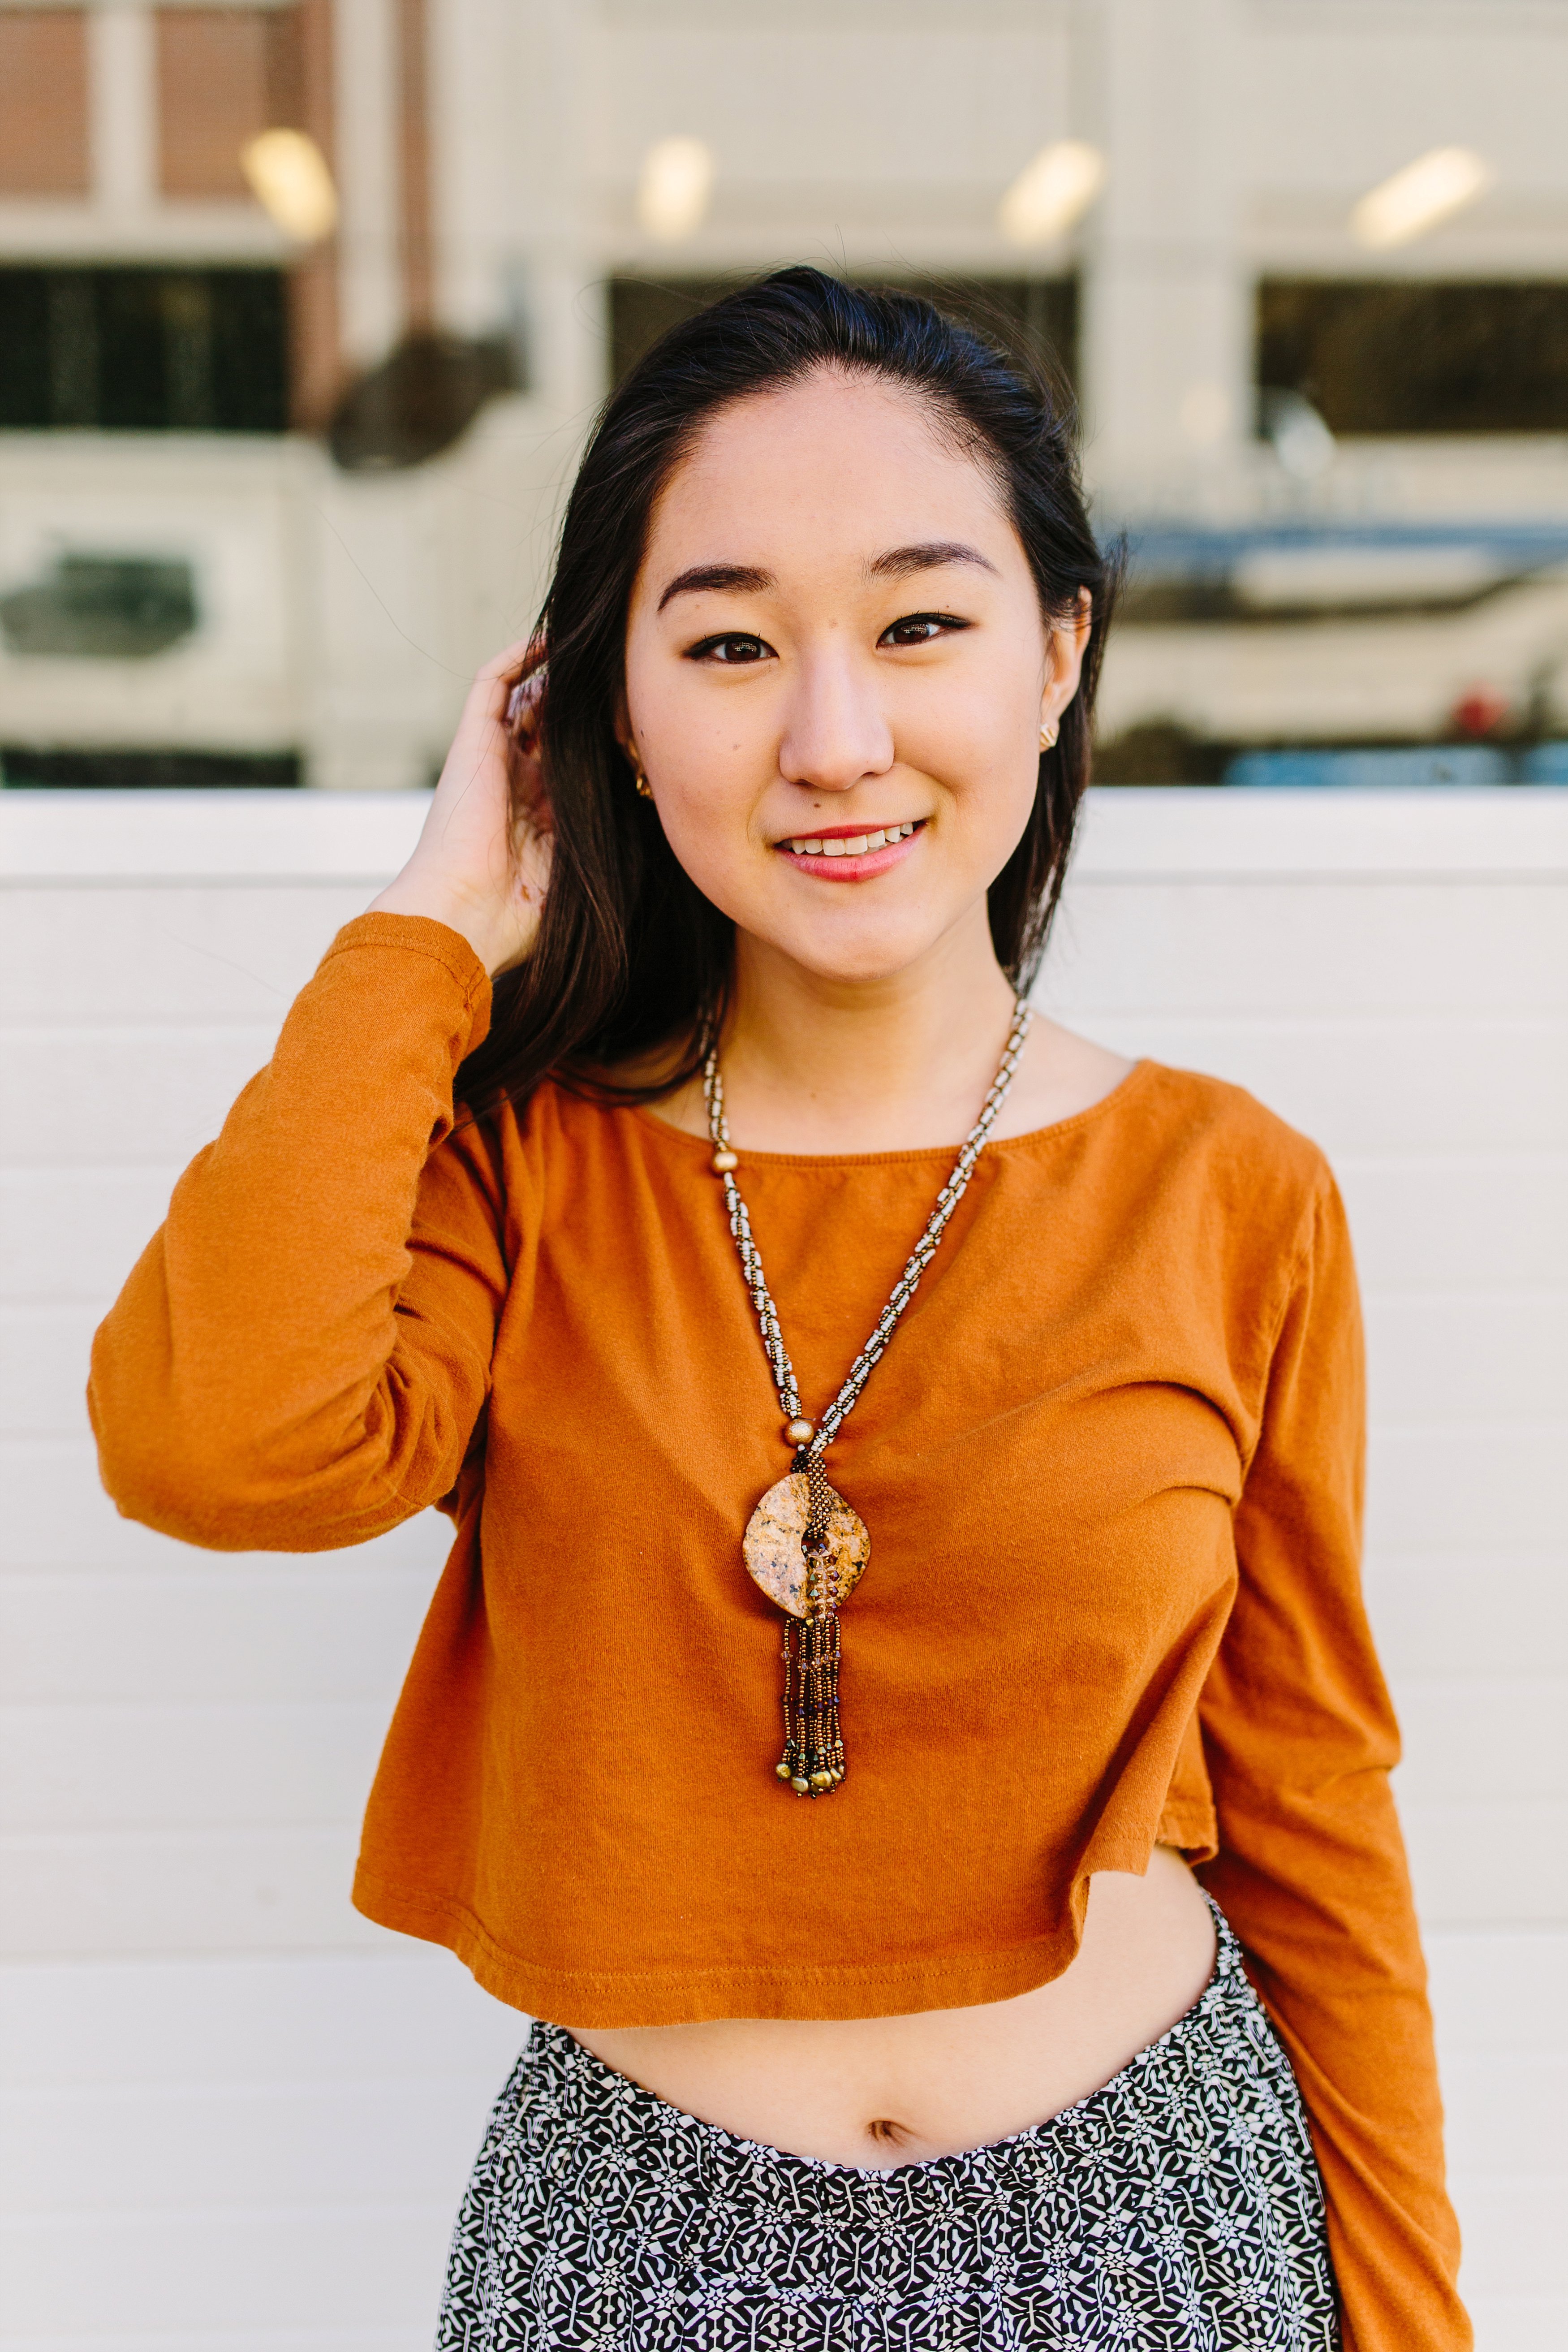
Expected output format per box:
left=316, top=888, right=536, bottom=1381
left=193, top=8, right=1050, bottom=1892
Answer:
left=633, top=656, right=772, bottom=790
left=655, top=792, right=778, bottom=940
left=658, top=785, right=747, bottom=890
left=909, top=670, right=1041, bottom=838
left=648, top=725, right=772, bottom=912
left=631, top=661, right=777, bottom=876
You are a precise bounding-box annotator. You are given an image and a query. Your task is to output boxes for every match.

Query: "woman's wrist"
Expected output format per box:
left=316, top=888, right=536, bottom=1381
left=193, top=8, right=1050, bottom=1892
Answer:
left=366, top=867, right=521, bottom=977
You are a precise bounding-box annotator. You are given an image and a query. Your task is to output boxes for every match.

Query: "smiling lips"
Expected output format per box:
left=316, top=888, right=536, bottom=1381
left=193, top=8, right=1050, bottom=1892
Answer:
left=776, top=818, right=923, bottom=879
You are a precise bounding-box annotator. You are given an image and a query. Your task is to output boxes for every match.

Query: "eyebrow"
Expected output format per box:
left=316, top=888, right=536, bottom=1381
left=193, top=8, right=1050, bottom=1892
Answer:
left=655, top=540, right=999, bottom=615
left=657, top=563, right=773, bottom=612
left=867, top=540, right=999, bottom=583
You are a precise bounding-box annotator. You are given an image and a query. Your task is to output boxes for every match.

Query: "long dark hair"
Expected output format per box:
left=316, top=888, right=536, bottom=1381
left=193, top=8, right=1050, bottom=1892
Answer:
left=459, top=266, right=1119, bottom=1116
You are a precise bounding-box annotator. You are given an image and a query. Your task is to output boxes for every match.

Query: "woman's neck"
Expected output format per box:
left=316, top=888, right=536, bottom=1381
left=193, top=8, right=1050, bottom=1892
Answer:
left=643, top=902, right=1137, bottom=1156
left=689, top=909, right=1021, bottom=1156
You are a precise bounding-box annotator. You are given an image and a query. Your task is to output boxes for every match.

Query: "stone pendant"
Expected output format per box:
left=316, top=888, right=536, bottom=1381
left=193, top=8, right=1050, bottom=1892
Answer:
left=742, top=1471, right=870, bottom=1619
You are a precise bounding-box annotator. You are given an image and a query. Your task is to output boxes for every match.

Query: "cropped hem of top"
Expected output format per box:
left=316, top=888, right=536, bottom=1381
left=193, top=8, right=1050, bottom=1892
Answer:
left=351, top=1865, right=1164, bottom=2022
left=88, top=912, right=1470, bottom=2352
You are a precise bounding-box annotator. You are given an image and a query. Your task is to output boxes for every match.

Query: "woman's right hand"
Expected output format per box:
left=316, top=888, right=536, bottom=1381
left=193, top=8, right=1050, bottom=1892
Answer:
left=367, top=638, right=553, bottom=977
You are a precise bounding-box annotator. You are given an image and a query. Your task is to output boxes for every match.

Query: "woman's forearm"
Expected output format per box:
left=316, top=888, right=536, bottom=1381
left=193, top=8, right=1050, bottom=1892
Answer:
left=88, top=914, right=495, bottom=1550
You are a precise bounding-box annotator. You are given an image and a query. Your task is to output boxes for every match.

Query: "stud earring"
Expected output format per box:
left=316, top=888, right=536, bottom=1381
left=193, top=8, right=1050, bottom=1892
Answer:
left=1038, top=721, right=1059, bottom=751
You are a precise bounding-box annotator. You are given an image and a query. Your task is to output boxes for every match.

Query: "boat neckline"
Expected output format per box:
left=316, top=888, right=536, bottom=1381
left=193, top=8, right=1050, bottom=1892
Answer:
left=628, top=1056, right=1154, bottom=1169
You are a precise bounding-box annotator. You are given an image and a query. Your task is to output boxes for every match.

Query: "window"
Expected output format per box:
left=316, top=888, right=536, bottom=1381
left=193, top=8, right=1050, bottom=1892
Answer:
left=0, top=268, right=288, bottom=432
left=609, top=276, right=1078, bottom=395
left=0, top=747, right=302, bottom=789
left=1258, top=280, right=1568, bottom=436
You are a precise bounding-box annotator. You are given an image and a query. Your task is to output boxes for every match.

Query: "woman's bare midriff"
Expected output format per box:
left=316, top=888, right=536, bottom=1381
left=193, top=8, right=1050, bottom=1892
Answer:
left=568, top=1845, right=1217, bottom=2169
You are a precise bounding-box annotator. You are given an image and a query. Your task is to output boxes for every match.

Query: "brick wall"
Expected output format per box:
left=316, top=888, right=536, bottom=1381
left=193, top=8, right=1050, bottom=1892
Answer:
left=0, top=9, right=89, bottom=194
left=155, top=6, right=291, bottom=199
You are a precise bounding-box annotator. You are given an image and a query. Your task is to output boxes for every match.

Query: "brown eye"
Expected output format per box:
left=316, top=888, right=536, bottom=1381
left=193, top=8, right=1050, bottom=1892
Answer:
left=880, top=613, right=968, bottom=647
left=689, top=634, right=773, bottom=665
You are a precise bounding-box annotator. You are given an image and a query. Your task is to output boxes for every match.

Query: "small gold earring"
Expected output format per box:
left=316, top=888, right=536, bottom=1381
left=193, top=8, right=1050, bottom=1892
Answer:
left=1039, top=720, right=1059, bottom=751
left=629, top=749, right=653, bottom=799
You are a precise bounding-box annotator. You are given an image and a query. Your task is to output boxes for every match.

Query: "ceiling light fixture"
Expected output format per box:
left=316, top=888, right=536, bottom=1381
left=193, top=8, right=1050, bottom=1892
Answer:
left=638, top=136, right=715, bottom=243
left=1350, top=147, right=1490, bottom=250
left=997, top=141, right=1104, bottom=247
left=241, top=129, right=338, bottom=243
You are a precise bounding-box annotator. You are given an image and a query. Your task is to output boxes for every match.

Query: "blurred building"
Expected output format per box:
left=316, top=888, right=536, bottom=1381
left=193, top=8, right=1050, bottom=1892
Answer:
left=4, top=0, right=1568, bottom=788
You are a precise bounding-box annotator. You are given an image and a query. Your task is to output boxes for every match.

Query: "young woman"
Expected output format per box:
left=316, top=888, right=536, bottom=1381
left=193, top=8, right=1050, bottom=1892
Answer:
left=91, top=272, right=1467, bottom=2351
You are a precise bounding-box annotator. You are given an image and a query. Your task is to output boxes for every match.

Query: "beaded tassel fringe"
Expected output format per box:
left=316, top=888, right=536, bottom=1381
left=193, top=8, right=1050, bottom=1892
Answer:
left=776, top=1450, right=845, bottom=1796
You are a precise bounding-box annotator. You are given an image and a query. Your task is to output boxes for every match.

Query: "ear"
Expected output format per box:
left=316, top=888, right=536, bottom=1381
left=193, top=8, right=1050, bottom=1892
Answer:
left=1040, top=588, right=1093, bottom=734
left=612, top=688, right=638, bottom=768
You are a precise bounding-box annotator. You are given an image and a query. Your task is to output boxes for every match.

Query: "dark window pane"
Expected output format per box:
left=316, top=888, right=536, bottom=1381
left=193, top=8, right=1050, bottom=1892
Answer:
left=98, top=270, right=172, bottom=429
left=0, top=271, right=51, bottom=426
left=610, top=273, right=1077, bottom=397
left=1, top=746, right=301, bottom=788
left=0, top=266, right=288, bottom=431
left=47, top=268, right=98, bottom=422
left=211, top=269, right=289, bottom=431
left=160, top=275, right=216, bottom=430
left=1258, top=280, right=1568, bottom=436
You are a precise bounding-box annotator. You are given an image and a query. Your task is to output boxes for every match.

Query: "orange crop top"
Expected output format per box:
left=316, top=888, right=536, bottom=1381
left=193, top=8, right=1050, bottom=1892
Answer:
left=89, top=914, right=1468, bottom=2352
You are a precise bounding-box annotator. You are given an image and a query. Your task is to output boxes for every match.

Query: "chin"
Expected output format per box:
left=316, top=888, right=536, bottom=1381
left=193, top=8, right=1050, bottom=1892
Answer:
left=754, top=906, right=964, bottom=988
left=685, top=849, right=992, bottom=988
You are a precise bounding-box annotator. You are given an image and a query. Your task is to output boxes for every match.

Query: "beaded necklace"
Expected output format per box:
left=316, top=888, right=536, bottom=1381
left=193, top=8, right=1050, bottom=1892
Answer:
left=702, top=999, right=1032, bottom=1796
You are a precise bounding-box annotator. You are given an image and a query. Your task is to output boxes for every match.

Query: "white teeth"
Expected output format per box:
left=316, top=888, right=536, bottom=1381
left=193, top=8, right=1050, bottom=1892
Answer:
left=785, top=823, right=917, bottom=855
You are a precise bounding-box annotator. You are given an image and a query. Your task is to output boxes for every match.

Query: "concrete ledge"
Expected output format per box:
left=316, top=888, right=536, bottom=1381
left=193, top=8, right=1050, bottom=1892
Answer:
left=4, top=785, right=1567, bottom=885
left=1075, top=787, right=1568, bottom=879
left=0, top=792, right=433, bottom=884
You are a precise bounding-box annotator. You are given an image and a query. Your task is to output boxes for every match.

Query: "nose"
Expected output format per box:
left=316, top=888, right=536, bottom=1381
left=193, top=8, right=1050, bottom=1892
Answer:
left=776, top=643, right=895, bottom=796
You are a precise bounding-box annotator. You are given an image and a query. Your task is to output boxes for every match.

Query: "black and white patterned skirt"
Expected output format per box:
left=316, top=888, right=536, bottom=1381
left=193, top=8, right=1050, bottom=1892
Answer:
left=437, top=1902, right=1339, bottom=2350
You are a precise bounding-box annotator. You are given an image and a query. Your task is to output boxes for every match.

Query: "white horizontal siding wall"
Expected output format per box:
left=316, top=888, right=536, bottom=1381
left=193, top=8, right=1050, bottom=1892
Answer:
left=2, top=787, right=1564, bottom=2352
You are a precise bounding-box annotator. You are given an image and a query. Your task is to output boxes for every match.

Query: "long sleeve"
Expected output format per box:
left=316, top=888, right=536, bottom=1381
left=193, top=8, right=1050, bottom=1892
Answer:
left=1198, top=1174, right=1469, bottom=2352
left=89, top=913, right=506, bottom=1552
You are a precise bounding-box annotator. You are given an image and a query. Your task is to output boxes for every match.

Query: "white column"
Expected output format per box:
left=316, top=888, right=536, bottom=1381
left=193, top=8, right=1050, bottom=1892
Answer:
left=503, top=0, right=606, bottom=422
left=90, top=2, right=156, bottom=214
left=1076, top=0, right=1249, bottom=514
left=333, top=0, right=403, bottom=365
left=389, top=0, right=607, bottom=414
left=428, top=0, right=505, bottom=338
